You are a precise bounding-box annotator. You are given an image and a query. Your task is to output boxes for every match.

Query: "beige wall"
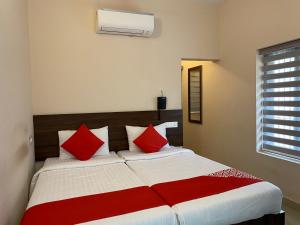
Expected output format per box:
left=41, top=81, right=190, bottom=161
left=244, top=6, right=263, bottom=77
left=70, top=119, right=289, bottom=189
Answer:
left=183, top=0, right=300, bottom=203
left=182, top=60, right=216, bottom=150
left=0, top=0, right=34, bottom=224
left=28, top=0, right=219, bottom=115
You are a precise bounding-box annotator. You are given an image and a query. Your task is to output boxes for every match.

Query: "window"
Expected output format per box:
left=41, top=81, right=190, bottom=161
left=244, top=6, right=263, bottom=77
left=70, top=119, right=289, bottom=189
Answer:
left=257, top=39, right=300, bottom=163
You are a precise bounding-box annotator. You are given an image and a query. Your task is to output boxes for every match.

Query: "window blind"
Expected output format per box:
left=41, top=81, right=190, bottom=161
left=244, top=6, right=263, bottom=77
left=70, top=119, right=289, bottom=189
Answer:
left=258, top=39, right=300, bottom=161
left=189, top=73, right=201, bottom=113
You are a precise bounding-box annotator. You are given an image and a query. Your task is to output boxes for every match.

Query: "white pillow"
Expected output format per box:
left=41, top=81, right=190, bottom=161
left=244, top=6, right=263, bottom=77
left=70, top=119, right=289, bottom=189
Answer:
left=126, top=123, right=170, bottom=152
left=58, top=126, right=109, bottom=160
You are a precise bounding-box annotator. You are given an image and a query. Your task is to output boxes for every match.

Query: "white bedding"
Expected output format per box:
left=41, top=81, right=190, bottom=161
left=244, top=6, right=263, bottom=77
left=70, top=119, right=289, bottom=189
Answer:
left=27, top=152, right=177, bottom=225
left=118, top=147, right=194, bottom=162
left=118, top=148, right=283, bottom=225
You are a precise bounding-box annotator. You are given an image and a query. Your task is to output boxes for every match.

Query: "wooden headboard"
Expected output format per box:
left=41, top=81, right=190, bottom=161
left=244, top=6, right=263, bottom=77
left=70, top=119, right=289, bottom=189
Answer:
left=33, top=110, right=183, bottom=161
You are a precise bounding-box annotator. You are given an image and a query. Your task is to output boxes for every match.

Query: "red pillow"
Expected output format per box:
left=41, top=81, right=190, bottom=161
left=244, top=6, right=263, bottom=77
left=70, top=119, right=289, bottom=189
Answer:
left=61, top=124, right=104, bottom=161
left=133, top=124, right=168, bottom=153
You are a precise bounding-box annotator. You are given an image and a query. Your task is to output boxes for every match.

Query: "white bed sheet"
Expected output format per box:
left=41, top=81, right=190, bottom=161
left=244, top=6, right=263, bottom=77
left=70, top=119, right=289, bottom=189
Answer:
left=118, top=147, right=195, bottom=162
left=27, top=152, right=177, bottom=225
left=119, top=148, right=283, bottom=225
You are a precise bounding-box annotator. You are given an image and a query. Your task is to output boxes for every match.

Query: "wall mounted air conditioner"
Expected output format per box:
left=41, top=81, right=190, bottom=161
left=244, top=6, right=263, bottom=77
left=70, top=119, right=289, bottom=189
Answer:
left=96, top=9, right=154, bottom=37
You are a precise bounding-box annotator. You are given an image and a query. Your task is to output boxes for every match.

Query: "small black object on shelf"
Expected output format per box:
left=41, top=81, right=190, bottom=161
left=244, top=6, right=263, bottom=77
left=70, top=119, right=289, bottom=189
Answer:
left=157, top=90, right=167, bottom=120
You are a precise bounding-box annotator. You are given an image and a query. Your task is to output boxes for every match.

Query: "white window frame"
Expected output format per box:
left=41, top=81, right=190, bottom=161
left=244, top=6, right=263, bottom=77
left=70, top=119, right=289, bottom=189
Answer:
left=256, top=39, right=300, bottom=164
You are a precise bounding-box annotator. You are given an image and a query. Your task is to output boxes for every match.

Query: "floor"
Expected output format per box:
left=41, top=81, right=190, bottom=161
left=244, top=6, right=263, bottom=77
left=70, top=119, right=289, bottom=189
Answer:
left=283, top=198, right=300, bottom=225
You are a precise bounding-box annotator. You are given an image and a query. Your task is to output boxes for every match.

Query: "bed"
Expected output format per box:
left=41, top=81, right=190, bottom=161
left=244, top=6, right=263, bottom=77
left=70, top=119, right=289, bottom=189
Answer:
left=118, top=147, right=283, bottom=225
left=30, top=110, right=284, bottom=225
left=22, top=152, right=177, bottom=225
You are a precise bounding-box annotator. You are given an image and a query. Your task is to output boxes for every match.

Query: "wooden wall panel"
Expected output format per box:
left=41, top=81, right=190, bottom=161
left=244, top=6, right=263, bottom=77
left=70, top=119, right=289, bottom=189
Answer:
left=33, top=110, right=183, bottom=161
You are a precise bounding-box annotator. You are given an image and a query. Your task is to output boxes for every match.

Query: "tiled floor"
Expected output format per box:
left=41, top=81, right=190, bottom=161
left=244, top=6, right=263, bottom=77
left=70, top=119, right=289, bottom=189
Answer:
left=283, top=199, right=300, bottom=225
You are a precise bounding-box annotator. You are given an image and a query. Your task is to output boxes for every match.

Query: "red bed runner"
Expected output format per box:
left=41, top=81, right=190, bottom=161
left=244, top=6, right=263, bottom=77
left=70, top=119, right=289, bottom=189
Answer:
left=151, top=168, right=263, bottom=206
left=21, top=186, right=165, bottom=225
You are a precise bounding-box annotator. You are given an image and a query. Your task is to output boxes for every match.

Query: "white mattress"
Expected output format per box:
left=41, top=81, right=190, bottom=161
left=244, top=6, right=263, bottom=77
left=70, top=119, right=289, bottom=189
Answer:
left=118, top=148, right=283, bottom=225
left=27, top=153, right=177, bottom=225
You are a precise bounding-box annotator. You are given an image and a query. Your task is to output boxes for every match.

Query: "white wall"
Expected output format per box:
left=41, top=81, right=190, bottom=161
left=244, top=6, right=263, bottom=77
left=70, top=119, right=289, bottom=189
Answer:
left=0, top=0, right=34, bottom=224
left=28, top=0, right=220, bottom=115
left=183, top=0, right=300, bottom=203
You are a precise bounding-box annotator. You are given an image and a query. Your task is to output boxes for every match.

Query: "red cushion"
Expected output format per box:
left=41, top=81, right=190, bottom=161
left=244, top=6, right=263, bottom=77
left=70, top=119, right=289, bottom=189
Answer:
left=61, top=124, right=104, bottom=161
left=133, top=124, right=168, bottom=153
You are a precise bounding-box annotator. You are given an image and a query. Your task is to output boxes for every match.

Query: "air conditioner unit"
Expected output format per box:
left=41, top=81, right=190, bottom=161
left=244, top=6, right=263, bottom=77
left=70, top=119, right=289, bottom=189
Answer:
left=96, top=9, right=154, bottom=37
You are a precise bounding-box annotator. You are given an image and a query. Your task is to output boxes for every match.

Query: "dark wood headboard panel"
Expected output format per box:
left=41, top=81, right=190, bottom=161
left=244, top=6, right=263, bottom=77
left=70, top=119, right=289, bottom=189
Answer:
left=33, top=110, right=183, bottom=161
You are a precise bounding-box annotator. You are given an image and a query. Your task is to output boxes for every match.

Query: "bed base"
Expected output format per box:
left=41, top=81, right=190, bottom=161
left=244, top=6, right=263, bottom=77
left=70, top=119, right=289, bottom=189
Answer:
left=234, top=212, right=285, bottom=225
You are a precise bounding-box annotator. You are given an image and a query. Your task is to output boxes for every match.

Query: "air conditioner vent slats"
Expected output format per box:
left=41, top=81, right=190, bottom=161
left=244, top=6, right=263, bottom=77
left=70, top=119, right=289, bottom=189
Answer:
left=101, top=26, right=144, bottom=35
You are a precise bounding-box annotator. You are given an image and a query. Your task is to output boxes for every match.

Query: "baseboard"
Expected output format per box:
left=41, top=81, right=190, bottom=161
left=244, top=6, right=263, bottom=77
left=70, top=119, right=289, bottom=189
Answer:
left=283, top=197, right=300, bottom=210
